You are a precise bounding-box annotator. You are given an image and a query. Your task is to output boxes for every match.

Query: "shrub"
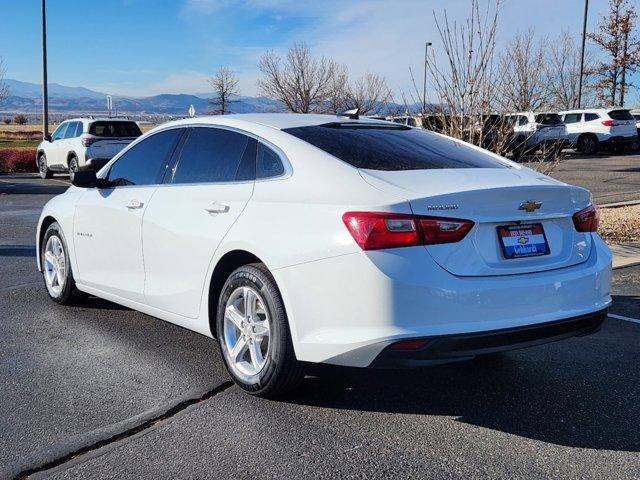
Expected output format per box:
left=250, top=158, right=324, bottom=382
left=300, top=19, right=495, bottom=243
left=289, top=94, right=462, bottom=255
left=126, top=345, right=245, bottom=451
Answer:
left=0, top=149, right=38, bottom=173
left=13, top=114, right=28, bottom=125
left=2, top=118, right=11, bottom=125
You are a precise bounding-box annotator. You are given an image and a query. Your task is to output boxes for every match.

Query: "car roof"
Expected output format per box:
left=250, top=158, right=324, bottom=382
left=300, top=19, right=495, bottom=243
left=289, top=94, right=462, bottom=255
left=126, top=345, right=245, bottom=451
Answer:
left=559, top=107, right=630, bottom=114
left=61, top=117, right=136, bottom=123
left=158, top=113, right=392, bottom=131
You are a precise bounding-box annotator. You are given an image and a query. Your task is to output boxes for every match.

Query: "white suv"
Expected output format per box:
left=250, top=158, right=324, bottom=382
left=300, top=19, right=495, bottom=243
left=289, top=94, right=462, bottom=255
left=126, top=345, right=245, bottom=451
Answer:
left=36, top=118, right=142, bottom=180
left=559, top=108, right=638, bottom=154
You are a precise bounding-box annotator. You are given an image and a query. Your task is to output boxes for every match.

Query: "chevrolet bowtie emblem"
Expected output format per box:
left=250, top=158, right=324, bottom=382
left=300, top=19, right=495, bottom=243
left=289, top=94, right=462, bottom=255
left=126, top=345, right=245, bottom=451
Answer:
left=519, top=200, right=542, bottom=213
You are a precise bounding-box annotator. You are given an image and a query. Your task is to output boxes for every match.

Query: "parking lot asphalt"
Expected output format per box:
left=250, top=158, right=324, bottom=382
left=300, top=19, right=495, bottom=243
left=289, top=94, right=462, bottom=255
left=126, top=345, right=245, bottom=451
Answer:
left=1, top=172, right=639, bottom=479
left=545, top=152, right=640, bottom=204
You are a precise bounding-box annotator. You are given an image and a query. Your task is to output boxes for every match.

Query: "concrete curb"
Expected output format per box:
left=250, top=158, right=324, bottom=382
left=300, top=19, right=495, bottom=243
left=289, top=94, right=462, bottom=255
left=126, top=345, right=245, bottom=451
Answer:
left=600, top=200, right=640, bottom=209
left=611, top=242, right=640, bottom=270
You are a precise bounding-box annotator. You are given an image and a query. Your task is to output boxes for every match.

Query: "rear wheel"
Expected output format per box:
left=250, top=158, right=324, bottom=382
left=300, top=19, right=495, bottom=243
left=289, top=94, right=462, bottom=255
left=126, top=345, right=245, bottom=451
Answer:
left=41, top=222, right=85, bottom=305
left=38, top=154, right=53, bottom=179
left=577, top=134, right=598, bottom=155
left=216, top=263, right=304, bottom=397
left=68, top=156, right=79, bottom=182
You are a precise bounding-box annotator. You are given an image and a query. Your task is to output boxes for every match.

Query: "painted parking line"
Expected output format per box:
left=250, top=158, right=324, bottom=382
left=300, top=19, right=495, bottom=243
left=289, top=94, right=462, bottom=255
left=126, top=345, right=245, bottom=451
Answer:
left=608, top=313, right=640, bottom=324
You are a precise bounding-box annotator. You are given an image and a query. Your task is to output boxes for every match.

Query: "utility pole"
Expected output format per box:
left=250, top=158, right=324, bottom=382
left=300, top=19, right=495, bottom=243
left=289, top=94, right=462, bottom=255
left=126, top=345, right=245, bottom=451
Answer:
left=423, top=42, right=432, bottom=118
left=41, top=0, right=49, bottom=137
left=577, top=0, right=589, bottom=109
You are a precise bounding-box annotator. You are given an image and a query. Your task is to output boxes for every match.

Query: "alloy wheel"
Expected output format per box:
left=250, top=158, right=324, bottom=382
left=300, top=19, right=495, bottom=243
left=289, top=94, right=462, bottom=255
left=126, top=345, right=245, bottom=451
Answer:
left=43, top=235, right=66, bottom=297
left=222, top=286, right=271, bottom=378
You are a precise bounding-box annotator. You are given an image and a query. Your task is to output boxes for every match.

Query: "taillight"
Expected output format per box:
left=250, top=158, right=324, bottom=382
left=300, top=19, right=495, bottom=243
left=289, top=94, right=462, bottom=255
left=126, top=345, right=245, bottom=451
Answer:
left=81, top=135, right=97, bottom=147
left=572, top=204, right=599, bottom=232
left=601, top=119, right=613, bottom=127
left=342, top=212, right=474, bottom=250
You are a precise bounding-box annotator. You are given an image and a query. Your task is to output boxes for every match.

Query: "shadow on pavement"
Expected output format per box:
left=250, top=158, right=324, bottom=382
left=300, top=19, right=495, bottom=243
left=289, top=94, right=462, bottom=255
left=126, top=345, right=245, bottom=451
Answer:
left=0, top=245, right=36, bottom=257
left=0, top=180, right=69, bottom=195
left=285, top=325, right=639, bottom=453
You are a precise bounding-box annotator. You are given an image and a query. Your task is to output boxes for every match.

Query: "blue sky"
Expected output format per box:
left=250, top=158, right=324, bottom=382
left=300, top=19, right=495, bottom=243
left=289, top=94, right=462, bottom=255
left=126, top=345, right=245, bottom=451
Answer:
left=1, top=0, right=637, bottom=104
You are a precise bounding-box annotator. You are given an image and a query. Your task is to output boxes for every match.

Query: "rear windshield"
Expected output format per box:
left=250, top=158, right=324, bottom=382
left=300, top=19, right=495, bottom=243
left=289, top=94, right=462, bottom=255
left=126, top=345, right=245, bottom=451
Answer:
left=282, top=123, right=508, bottom=171
left=535, top=114, right=563, bottom=125
left=608, top=110, right=634, bottom=121
left=89, top=121, right=142, bottom=137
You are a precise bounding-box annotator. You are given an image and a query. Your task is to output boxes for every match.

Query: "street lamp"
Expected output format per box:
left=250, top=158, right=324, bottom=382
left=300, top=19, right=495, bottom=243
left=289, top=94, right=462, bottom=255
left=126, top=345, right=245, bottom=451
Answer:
left=423, top=42, right=432, bottom=116
left=578, top=0, right=589, bottom=109
left=41, top=0, right=49, bottom=138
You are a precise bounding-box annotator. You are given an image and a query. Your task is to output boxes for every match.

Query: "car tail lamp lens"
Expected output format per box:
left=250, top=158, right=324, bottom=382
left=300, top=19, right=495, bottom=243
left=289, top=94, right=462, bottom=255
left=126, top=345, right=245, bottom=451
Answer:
left=81, top=135, right=97, bottom=147
left=572, top=204, right=599, bottom=232
left=342, top=212, right=474, bottom=250
left=601, top=119, right=613, bottom=127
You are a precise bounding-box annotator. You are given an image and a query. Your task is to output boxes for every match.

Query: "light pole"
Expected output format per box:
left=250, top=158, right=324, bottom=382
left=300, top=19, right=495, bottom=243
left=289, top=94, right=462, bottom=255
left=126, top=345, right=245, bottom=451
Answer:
left=41, top=0, right=49, bottom=138
left=578, top=0, right=589, bottom=109
left=423, top=42, right=432, bottom=117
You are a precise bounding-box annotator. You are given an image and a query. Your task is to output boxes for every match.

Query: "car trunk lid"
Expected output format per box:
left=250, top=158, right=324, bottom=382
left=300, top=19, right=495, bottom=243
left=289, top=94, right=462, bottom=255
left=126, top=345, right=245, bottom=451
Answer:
left=360, top=168, right=593, bottom=277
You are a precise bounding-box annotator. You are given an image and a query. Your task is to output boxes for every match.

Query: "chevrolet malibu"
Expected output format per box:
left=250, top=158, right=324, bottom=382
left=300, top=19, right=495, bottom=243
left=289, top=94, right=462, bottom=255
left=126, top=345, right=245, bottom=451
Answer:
left=36, top=113, right=612, bottom=397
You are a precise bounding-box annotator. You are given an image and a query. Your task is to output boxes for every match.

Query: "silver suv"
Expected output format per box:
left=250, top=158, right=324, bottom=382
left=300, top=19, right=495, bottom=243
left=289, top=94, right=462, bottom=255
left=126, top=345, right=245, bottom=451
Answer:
left=36, top=118, right=142, bottom=180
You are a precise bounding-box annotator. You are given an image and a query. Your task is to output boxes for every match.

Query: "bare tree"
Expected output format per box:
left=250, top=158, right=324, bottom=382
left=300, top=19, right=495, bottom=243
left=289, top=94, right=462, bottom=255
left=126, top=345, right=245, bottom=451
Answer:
left=332, top=72, right=393, bottom=115
left=208, top=66, right=239, bottom=115
left=498, top=31, right=549, bottom=111
left=0, top=57, right=8, bottom=105
left=588, top=0, right=640, bottom=106
left=257, top=42, right=340, bottom=113
left=546, top=32, right=595, bottom=110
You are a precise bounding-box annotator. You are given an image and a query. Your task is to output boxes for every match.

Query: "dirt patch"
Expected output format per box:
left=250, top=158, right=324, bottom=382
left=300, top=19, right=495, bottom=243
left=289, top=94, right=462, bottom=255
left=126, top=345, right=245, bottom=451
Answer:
left=599, top=205, right=640, bottom=244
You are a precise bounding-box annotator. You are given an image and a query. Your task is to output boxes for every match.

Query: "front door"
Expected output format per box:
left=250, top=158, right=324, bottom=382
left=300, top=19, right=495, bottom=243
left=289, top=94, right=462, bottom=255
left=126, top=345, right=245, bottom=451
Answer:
left=72, top=128, right=184, bottom=302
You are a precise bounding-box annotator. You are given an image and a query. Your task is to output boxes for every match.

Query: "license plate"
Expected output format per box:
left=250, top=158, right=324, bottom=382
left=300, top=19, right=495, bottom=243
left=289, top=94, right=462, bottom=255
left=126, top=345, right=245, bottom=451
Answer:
left=497, top=223, right=550, bottom=259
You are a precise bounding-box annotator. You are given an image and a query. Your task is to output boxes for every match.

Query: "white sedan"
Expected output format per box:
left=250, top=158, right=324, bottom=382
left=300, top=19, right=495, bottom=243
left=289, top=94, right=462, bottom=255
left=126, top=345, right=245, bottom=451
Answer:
left=36, top=113, right=612, bottom=397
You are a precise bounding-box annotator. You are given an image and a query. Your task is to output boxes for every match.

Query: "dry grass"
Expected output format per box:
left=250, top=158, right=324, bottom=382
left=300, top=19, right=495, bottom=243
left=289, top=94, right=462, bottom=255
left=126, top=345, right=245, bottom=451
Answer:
left=598, top=205, right=640, bottom=245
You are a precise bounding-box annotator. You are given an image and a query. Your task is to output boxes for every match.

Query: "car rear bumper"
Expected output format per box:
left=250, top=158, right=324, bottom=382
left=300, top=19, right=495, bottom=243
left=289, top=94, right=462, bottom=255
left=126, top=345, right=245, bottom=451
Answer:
left=599, top=135, right=638, bottom=146
left=369, top=308, right=607, bottom=367
left=275, top=235, right=612, bottom=367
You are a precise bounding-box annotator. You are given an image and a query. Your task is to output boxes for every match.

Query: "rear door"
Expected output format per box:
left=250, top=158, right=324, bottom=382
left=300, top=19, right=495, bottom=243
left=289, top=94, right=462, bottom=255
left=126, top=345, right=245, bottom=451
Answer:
left=73, top=128, right=183, bottom=302
left=142, top=126, right=257, bottom=318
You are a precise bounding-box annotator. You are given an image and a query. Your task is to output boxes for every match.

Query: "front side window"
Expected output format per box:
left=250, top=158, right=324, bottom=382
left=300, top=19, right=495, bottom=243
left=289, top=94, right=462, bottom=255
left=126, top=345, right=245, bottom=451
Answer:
left=563, top=113, right=582, bottom=124
left=107, top=129, right=183, bottom=186
left=257, top=143, right=285, bottom=179
left=283, top=123, right=509, bottom=171
left=172, top=127, right=257, bottom=184
left=51, top=123, right=68, bottom=141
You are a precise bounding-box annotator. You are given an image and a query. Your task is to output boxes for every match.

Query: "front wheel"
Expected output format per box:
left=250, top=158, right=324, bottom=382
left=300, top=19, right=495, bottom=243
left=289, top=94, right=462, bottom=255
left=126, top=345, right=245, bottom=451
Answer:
left=216, top=264, right=304, bottom=397
left=38, top=154, right=53, bottom=179
left=41, top=222, right=85, bottom=305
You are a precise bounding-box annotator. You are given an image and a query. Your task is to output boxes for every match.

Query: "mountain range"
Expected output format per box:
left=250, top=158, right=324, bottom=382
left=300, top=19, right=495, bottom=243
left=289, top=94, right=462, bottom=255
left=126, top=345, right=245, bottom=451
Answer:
left=1, top=79, right=416, bottom=117
left=0, top=79, right=285, bottom=116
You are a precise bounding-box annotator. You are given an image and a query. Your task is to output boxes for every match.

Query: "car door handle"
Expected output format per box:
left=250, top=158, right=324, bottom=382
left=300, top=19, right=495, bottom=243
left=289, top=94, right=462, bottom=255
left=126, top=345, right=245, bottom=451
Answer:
left=205, top=203, right=230, bottom=214
left=125, top=199, right=144, bottom=210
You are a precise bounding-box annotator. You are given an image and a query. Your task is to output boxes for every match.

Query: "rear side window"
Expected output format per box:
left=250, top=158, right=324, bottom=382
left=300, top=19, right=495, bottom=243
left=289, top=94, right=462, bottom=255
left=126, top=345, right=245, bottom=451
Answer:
left=535, top=114, right=563, bottom=125
left=89, top=121, right=142, bottom=137
left=283, top=124, right=508, bottom=171
left=585, top=113, right=599, bottom=121
left=563, top=113, right=582, bottom=124
left=608, top=110, right=634, bottom=121
left=257, top=143, right=285, bottom=179
left=63, top=122, right=79, bottom=139
left=172, top=127, right=257, bottom=184
left=107, top=129, right=183, bottom=186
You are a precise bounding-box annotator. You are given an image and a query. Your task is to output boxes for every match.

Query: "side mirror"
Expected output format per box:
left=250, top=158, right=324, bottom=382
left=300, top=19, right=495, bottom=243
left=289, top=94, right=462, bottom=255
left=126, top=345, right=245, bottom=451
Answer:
left=44, top=134, right=52, bottom=142
left=72, top=170, right=112, bottom=189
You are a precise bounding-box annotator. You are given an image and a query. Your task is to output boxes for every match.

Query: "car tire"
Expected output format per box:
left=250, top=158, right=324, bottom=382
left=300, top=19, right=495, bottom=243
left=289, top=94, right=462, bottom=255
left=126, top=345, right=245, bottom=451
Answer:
left=68, top=156, right=79, bottom=182
left=216, top=263, right=304, bottom=398
left=577, top=134, right=598, bottom=155
left=41, top=222, right=85, bottom=305
left=38, top=154, right=53, bottom=179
